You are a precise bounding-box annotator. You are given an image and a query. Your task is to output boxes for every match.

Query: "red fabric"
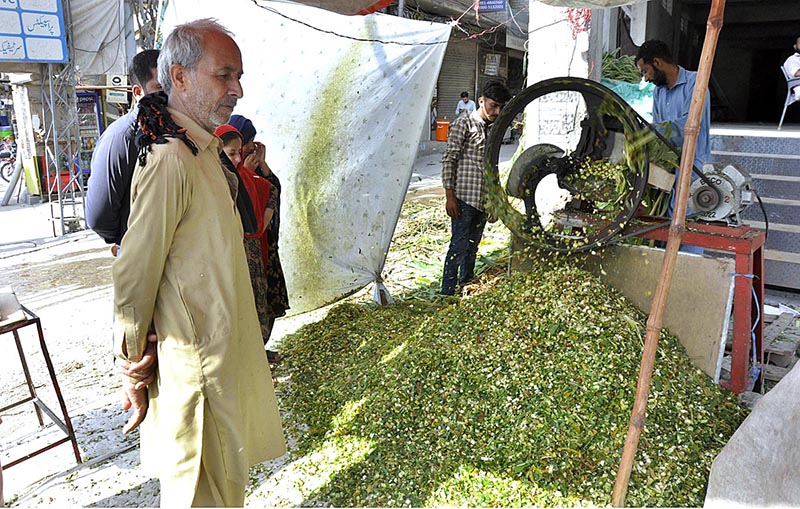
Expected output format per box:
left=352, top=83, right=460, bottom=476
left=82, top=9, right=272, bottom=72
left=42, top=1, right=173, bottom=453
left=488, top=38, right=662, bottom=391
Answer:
left=238, top=163, right=271, bottom=267
left=355, top=0, right=393, bottom=15
left=214, top=124, right=243, bottom=140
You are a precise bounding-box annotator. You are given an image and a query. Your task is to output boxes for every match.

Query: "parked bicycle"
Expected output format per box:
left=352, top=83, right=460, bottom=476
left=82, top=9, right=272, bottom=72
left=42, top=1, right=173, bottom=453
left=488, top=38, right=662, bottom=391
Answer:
left=1, top=139, right=17, bottom=182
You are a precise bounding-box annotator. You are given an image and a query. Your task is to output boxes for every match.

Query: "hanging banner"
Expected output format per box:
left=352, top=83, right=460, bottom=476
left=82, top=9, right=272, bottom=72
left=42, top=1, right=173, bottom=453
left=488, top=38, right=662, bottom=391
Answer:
left=70, top=0, right=134, bottom=75
left=160, top=0, right=450, bottom=315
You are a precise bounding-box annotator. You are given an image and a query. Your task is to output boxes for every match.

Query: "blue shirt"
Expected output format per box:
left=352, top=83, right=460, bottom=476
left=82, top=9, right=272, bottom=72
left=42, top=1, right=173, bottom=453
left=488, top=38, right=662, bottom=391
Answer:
left=652, top=66, right=710, bottom=172
left=85, top=106, right=139, bottom=245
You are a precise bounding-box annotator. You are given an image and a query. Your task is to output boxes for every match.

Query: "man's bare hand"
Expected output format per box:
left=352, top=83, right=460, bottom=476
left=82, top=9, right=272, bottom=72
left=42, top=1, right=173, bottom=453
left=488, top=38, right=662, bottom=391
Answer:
left=118, top=333, right=158, bottom=390
left=445, top=196, right=460, bottom=219
left=121, top=383, right=148, bottom=434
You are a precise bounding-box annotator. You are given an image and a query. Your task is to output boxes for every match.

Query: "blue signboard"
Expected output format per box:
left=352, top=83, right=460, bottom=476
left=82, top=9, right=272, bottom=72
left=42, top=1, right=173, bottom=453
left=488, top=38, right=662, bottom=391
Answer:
left=0, top=0, right=68, bottom=63
left=478, top=0, right=506, bottom=12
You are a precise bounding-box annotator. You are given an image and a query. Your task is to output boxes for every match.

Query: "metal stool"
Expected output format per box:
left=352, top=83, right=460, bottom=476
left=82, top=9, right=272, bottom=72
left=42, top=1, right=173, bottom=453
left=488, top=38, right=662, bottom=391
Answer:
left=1, top=305, right=81, bottom=469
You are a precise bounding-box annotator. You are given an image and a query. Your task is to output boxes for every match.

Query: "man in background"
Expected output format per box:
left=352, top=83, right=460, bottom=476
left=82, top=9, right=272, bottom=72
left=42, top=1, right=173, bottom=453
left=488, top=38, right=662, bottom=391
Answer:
left=441, top=80, right=511, bottom=296
left=455, top=91, right=476, bottom=118
left=86, top=49, right=161, bottom=248
left=783, top=36, right=800, bottom=100
left=636, top=39, right=710, bottom=177
left=85, top=49, right=161, bottom=396
left=636, top=39, right=707, bottom=253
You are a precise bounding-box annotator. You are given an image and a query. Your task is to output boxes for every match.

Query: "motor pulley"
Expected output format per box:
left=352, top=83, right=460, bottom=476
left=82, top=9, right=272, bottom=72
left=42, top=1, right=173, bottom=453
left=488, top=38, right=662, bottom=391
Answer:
left=689, top=163, right=755, bottom=225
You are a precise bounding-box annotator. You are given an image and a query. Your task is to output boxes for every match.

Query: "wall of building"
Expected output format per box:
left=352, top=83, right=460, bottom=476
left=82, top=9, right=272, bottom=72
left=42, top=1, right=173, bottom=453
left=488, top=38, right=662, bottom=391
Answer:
left=405, top=0, right=528, bottom=139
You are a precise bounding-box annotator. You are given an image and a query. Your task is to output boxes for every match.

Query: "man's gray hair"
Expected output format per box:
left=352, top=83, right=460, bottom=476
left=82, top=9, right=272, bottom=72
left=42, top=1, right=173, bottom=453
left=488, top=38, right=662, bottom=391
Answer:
left=157, top=18, right=234, bottom=96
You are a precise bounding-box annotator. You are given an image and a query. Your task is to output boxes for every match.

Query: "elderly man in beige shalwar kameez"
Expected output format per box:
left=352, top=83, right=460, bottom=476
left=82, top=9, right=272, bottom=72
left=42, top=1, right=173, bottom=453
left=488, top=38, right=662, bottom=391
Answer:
left=112, top=19, right=285, bottom=507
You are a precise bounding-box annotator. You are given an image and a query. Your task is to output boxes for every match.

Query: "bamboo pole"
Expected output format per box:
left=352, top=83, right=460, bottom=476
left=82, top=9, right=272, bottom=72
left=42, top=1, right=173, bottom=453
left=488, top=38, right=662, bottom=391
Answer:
left=611, top=1, right=726, bottom=506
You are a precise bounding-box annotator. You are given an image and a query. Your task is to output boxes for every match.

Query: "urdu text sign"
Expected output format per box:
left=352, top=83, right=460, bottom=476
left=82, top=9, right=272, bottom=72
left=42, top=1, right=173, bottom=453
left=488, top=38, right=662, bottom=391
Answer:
left=0, top=0, right=68, bottom=63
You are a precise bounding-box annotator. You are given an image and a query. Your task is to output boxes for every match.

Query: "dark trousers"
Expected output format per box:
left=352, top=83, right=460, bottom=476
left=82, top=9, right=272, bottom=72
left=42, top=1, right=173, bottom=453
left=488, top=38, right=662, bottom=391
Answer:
left=441, top=199, right=487, bottom=295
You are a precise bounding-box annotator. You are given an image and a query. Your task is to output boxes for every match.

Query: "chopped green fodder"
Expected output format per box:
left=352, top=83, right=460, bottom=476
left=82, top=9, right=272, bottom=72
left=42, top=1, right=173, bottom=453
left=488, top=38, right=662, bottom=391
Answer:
left=275, top=264, right=748, bottom=507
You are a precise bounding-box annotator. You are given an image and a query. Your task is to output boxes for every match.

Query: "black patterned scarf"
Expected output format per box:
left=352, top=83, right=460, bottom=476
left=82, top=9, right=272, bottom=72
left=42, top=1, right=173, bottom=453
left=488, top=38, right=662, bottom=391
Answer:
left=134, top=91, right=198, bottom=166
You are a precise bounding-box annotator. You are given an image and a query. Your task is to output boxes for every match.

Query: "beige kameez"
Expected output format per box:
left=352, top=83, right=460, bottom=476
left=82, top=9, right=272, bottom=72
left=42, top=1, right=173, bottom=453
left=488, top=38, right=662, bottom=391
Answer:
left=112, top=109, right=286, bottom=507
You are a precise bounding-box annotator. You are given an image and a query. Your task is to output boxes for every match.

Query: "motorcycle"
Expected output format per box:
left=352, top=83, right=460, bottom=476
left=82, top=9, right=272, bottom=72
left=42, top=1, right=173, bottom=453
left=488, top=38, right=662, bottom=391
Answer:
left=0, top=139, right=17, bottom=182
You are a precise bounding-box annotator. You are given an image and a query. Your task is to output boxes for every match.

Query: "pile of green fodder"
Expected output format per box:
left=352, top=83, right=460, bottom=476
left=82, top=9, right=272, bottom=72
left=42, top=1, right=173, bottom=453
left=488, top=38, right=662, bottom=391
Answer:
left=275, top=263, right=748, bottom=507
left=382, top=196, right=510, bottom=301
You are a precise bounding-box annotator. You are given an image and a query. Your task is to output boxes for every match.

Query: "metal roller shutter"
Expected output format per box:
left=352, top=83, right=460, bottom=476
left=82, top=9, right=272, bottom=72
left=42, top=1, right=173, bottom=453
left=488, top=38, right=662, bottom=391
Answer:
left=437, top=38, right=478, bottom=124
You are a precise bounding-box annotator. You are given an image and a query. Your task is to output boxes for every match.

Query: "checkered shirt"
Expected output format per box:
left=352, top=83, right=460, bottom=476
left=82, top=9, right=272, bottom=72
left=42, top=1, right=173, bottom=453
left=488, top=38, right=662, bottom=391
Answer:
left=441, top=110, right=490, bottom=212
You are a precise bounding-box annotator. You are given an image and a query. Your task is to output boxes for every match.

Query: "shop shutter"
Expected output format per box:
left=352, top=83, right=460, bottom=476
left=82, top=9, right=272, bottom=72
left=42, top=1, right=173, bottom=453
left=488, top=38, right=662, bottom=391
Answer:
left=436, top=38, right=478, bottom=123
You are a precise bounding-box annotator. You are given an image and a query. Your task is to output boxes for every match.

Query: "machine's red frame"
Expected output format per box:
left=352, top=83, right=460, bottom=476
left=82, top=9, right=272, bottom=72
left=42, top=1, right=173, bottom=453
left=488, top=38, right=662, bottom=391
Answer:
left=633, top=218, right=766, bottom=394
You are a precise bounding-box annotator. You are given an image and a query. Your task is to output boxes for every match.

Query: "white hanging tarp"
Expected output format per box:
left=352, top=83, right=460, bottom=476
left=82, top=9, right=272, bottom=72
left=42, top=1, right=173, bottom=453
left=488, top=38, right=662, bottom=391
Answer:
left=159, top=0, right=450, bottom=315
left=622, top=2, right=647, bottom=45
left=71, top=0, right=134, bottom=76
left=535, top=0, right=648, bottom=7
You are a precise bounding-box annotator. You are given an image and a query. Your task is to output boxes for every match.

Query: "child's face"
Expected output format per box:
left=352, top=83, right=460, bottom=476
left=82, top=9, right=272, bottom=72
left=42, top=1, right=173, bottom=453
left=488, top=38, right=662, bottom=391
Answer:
left=223, top=137, right=243, bottom=167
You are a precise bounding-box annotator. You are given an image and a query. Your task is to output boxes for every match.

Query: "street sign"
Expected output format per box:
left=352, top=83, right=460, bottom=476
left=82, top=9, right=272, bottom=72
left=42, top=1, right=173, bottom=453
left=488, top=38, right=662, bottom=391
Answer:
left=484, top=53, right=501, bottom=76
left=0, top=0, right=68, bottom=63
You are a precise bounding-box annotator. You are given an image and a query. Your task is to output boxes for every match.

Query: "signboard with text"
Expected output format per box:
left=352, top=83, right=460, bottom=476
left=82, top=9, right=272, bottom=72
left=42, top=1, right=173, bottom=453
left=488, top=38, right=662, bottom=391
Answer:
left=0, top=0, right=68, bottom=63
left=478, top=0, right=506, bottom=12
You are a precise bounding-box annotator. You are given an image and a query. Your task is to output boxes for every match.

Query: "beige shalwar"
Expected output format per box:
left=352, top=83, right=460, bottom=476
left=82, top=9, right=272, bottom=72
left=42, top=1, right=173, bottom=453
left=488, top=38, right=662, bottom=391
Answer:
left=112, top=109, right=286, bottom=507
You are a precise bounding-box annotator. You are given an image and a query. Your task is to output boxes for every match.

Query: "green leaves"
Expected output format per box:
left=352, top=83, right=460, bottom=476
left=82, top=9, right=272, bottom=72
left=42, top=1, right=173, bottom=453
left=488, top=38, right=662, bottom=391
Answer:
left=602, top=50, right=642, bottom=84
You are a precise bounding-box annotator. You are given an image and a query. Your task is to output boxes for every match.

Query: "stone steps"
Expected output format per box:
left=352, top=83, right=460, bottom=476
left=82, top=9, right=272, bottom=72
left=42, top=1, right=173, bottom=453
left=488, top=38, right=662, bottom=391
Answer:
left=710, top=128, right=800, bottom=289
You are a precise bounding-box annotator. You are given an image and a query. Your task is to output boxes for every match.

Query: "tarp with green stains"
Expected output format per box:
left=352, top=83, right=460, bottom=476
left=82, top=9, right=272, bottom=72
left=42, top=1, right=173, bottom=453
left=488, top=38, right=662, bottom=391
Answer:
left=160, top=0, right=450, bottom=315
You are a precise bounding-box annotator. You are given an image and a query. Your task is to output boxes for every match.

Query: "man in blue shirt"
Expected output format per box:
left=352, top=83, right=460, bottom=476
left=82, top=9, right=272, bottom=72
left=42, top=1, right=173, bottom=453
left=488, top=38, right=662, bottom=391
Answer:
left=636, top=40, right=707, bottom=252
left=86, top=49, right=162, bottom=248
left=636, top=39, right=710, bottom=175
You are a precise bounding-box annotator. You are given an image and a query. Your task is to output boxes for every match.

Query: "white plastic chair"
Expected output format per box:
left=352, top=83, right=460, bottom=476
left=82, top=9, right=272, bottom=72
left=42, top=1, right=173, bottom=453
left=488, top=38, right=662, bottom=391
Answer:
left=778, top=66, right=800, bottom=130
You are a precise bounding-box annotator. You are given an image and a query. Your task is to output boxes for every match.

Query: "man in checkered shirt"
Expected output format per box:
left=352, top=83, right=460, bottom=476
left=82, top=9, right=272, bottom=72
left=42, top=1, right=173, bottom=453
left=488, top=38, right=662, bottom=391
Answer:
left=440, top=80, right=511, bottom=295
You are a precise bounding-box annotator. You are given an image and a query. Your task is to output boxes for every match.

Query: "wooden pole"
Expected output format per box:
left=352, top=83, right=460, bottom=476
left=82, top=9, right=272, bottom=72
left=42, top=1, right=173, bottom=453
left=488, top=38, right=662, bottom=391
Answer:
left=611, top=1, right=726, bottom=506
